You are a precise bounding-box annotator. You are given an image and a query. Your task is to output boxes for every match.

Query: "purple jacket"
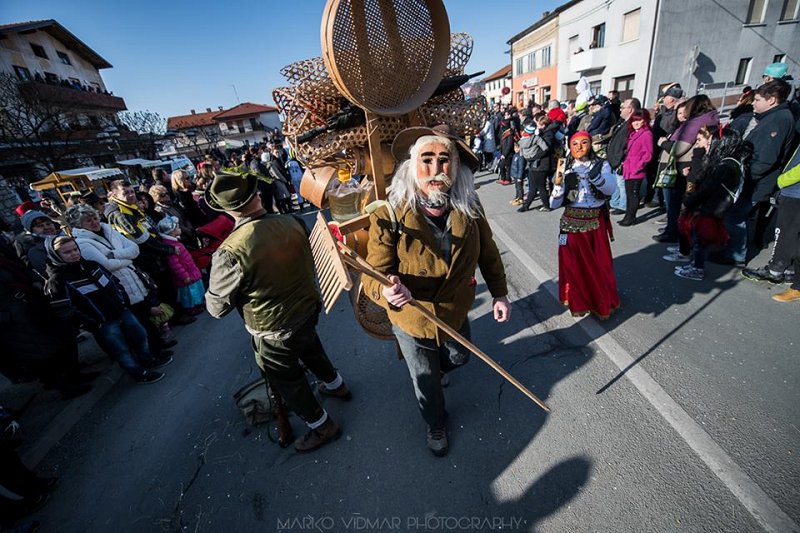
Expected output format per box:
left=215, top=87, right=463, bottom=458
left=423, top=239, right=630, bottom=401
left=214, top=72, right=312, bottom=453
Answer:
left=622, top=128, right=654, bottom=180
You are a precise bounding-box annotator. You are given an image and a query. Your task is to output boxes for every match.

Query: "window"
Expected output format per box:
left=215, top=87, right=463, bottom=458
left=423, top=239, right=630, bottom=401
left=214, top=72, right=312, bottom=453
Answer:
left=568, top=35, right=580, bottom=57
left=622, top=9, right=641, bottom=42
left=780, top=0, right=799, bottom=20
left=515, top=57, right=523, bottom=75
left=541, top=86, right=551, bottom=103
left=44, top=72, right=59, bottom=84
left=13, top=65, right=31, bottom=81
left=773, top=53, right=786, bottom=63
left=30, top=43, right=48, bottom=59
left=589, top=80, right=602, bottom=95
left=746, top=0, right=766, bottom=23
left=591, top=23, right=605, bottom=48
left=541, top=46, right=551, bottom=67
left=614, top=75, right=635, bottom=100
left=56, top=51, right=71, bottom=65
left=735, top=57, right=752, bottom=84
left=526, top=52, right=536, bottom=72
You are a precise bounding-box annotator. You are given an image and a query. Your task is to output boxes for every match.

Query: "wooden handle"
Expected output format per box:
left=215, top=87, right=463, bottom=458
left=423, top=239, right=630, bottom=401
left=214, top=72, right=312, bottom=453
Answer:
left=337, top=242, right=550, bottom=412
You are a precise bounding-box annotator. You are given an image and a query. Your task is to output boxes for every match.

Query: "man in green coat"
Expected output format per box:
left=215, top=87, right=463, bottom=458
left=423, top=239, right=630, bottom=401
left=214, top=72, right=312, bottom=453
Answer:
left=205, top=171, right=350, bottom=453
left=365, top=126, right=511, bottom=457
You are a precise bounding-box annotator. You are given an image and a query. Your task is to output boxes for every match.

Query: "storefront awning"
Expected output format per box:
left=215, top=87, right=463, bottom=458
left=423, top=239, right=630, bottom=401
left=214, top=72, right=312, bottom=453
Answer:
left=30, top=167, right=125, bottom=191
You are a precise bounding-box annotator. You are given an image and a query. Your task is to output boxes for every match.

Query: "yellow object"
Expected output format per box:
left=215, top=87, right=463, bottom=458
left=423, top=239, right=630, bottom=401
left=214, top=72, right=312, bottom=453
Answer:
left=337, top=166, right=352, bottom=182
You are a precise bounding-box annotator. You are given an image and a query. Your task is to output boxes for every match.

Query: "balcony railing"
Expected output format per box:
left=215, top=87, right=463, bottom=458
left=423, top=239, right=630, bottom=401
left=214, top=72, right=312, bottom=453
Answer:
left=21, top=81, right=127, bottom=111
left=570, top=47, right=608, bottom=73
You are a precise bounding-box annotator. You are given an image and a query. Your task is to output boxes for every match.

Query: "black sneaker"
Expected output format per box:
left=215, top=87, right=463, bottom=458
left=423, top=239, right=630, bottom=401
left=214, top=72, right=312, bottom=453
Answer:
left=426, top=426, right=448, bottom=457
left=134, top=370, right=164, bottom=384
left=162, top=339, right=178, bottom=349
left=741, top=266, right=784, bottom=284
left=146, top=355, right=173, bottom=370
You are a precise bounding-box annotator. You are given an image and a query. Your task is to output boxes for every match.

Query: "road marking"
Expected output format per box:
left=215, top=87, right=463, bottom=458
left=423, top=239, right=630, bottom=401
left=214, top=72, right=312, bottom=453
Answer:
left=491, top=222, right=799, bottom=533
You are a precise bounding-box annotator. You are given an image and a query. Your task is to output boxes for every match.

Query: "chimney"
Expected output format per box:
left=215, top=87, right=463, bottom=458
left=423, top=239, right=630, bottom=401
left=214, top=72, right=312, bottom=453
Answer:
left=218, top=106, right=223, bottom=111
left=542, top=10, right=549, bottom=17
left=206, top=107, right=212, bottom=113
left=190, top=109, right=196, bottom=115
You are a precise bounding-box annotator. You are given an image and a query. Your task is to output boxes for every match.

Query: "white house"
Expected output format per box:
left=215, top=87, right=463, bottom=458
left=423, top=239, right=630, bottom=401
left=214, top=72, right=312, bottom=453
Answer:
left=557, top=0, right=657, bottom=103
left=482, top=65, right=512, bottom=107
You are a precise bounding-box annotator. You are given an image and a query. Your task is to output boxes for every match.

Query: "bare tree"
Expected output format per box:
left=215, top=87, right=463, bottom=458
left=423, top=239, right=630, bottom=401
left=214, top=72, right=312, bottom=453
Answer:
left=118, top=110, right=166, bottom=159
left=0, top=72, right=114, bottom=174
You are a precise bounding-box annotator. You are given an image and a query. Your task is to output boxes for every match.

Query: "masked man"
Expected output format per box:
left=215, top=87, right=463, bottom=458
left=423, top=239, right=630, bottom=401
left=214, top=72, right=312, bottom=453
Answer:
left=365, top=126, right=511, bottom=457
left=550, top=131, right=619, bottom=319
left=204, top=171, right=350, bottom=453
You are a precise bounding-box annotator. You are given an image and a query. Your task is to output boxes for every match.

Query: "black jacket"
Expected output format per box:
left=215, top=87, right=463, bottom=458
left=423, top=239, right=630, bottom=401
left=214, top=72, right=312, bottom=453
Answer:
left=745, top=102, right=796, bottom=202
left=606, top=118, right=629, bottom=170
left=587, top=105, right=614, bottom=137
left=683, top=158, right=742, bottom=218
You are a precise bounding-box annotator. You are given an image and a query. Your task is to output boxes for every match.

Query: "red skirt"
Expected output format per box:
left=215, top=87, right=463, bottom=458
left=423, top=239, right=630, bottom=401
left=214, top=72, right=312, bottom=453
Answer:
left=678, top=212, right=729, bottom=247
left=558, top=208, right=620, bottom=319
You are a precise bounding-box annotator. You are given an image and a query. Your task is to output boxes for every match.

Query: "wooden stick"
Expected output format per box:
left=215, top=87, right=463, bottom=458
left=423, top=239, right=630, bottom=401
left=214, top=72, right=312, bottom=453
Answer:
left=336, top=242, right=550, bottom=413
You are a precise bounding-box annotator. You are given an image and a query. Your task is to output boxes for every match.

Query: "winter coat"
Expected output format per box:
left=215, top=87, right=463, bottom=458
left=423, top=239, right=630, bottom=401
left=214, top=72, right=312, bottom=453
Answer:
left=683, top=158, right=742, bottom=218
left=587, top=105, right=614, bottom=137
left=44, top=242, right=128, bottom=332
left=480, top=120, right=496, bottom=153
left=520, top=123, right=557, bottom=172
left=744, top=102, right=796, bottom=202
left=175, top=188, right=208, bottom=227
left=622, top=128, right=654, bottom=180
left=510, top=153, right=526, bottom=180
left=12, top=233, right=49, bottom=280
left=155, top=202, right=194, bottom=241
left=71, top=224, right=149, bottom=305
left=105, top=199, right=175, bottom=277
left=659, top=110, right=720, bottom=168
left=0, top=239, right=72, bottom=381
left=364, top=204, right=507, bottom=345
left=160, top=234, right=201, bottom=287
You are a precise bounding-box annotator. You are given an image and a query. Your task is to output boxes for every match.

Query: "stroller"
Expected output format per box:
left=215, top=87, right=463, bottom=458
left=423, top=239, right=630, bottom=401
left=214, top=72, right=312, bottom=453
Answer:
left=190, top=215, right=235, bottom=272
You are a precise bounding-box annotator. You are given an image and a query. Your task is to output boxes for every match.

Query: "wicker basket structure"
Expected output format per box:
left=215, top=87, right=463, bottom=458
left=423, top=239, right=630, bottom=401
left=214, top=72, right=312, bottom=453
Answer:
left=272, top=32, right=484, bottom=167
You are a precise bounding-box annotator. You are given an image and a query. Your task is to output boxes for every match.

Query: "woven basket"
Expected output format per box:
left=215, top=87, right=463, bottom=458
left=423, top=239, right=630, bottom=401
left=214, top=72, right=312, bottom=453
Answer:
left=349, top=274, right=394, bottom=341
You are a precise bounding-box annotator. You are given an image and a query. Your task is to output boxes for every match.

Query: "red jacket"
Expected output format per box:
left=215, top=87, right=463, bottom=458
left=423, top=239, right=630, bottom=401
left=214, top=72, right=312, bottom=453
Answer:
left=161, top=235, right=201, bottom=286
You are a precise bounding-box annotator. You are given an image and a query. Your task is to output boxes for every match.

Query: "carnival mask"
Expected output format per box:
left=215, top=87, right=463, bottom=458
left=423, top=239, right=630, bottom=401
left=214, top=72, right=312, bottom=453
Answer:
left=416, top=141, right=453, bottom=202
left=570, top=136, right=591, bottom=160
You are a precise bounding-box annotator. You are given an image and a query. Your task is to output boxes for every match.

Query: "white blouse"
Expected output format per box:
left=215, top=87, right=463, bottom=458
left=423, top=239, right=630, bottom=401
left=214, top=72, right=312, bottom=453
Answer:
left=550, top=159, right=617, bottom=209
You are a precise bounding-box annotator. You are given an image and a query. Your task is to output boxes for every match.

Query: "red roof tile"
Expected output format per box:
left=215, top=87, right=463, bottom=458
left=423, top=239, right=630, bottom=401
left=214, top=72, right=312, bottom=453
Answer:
left=213, top=102, right=278, bottom=120
left=483, top=65, right=512, bottom=82
left=167, top=110, right=220, bottom=130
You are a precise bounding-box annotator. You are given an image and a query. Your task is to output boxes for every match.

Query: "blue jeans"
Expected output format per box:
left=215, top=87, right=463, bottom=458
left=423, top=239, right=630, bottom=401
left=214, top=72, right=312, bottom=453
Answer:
left=393, top=320, right=471, bottom=431
left=609, top=172, right=626, bottom=210
left=725, top=192, right=756, bottom=263
left=93, top=309, right=153, bottom=376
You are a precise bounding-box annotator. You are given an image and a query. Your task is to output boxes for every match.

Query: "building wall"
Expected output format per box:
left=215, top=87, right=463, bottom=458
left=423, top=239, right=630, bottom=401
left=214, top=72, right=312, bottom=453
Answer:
left=483, top=76, right=512, bottom=106
left=511, top=18, right=560, bottom=107
left=0, top=30, right=106, bottom=90
left=646, top=0, right=800, bottom=106
left=557, top=0, right=657, bottom=102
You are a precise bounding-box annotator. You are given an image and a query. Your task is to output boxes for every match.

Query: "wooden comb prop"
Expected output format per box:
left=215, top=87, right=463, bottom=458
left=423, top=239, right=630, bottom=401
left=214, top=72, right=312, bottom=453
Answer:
left=309, top=213, right=353, bottom=313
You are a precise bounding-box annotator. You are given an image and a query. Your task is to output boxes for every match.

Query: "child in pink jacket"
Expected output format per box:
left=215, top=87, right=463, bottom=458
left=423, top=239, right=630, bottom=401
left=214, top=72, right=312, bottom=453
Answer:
left=157, top=216, right=205, bottom=315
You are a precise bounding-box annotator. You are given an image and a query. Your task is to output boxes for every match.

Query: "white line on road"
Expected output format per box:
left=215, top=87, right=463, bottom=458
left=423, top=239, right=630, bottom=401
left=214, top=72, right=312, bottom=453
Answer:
left=491, top=222, right=799, bottom=533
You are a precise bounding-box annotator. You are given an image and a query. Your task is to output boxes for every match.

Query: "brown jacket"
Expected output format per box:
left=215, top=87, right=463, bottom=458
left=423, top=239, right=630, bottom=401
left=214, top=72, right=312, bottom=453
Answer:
left=364, top=203, right=507, bottom=344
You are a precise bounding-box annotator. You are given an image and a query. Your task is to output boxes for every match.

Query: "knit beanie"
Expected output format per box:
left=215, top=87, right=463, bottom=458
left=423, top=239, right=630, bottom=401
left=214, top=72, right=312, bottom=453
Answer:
left=21, top=210, right=51, bottom=233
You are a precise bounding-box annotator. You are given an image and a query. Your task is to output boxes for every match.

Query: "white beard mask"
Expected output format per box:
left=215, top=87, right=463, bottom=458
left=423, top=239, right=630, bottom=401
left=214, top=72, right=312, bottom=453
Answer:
left=417, top=172, right=452, bottom=208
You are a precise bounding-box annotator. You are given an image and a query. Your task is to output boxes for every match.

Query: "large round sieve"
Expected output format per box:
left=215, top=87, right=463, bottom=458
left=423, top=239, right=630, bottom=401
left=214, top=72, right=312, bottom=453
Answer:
left=321, top=0, right=451, bottom=116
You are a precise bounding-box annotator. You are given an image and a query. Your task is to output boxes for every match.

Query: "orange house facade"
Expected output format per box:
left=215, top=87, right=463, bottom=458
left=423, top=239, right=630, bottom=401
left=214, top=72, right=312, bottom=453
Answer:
left=508, top=10, right=563, bottom=109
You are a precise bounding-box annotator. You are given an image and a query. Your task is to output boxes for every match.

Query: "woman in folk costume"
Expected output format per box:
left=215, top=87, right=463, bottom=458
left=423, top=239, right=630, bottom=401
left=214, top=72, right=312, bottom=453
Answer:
left=550, top=131, right=620, bottom=319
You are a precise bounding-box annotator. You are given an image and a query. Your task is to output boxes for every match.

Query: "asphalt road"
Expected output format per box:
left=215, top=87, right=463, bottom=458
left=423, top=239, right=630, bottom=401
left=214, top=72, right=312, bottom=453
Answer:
left=17, top=172, right=799, bottom=533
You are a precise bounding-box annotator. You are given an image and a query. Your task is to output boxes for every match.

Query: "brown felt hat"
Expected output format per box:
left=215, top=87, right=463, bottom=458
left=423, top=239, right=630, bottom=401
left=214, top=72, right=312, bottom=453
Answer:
left=205, top=171, right=258, bottom=212
left=391, top=125, right=479, bottom=172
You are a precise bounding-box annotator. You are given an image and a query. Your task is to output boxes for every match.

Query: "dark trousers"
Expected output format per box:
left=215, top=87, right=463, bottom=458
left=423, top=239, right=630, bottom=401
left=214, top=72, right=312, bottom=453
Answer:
left=131, top=300, right=164, bottom=354
left=392, top=321, right=470, bottom=431
left=663, top=186, right=684, bottom=239
left=499, top=155, right=512, bottom=180
left=252, top=313, right=337, bottom=424
left=622, top=179, right=643, bottom=223
left=524, top=168, right=550, bottom=209
left=768, top=196, right=800, bottom=282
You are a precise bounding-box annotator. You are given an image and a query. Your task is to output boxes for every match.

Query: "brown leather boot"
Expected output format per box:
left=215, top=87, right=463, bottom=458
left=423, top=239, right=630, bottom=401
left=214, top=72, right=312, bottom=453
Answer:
left=772, top=288, right=800, bottom=302
left=294, top=418, right=341, bottom=453
left=318, top=382, right=352, bottom=400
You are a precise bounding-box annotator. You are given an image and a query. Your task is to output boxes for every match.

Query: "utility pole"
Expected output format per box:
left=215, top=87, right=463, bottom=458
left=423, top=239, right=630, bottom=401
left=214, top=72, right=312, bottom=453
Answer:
left=230, top=84, right=240, bottom=104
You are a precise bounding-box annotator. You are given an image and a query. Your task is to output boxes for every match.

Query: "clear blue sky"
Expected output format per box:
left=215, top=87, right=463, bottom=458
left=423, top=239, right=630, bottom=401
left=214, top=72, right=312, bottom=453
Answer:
left=2, top=0, right=561, bottom=118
